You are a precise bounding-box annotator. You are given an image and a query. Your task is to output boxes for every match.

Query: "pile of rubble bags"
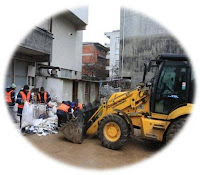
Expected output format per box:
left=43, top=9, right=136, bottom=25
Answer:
left=21, top=102, right=58, bottom=136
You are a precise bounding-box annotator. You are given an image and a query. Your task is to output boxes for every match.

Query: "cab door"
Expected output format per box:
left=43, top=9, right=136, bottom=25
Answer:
left=151, top=60, right=189, bottom=115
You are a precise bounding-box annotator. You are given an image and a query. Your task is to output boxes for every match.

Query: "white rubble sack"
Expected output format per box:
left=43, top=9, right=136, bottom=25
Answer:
left=21, top=102, right=58, bottom=136
left=52, top=106, right=57, bottom=114
left=48, top=110, right=57, bottom=119
left=21, top=102, right=34, bottom=128
left=38, top=104, right=47, bottom=116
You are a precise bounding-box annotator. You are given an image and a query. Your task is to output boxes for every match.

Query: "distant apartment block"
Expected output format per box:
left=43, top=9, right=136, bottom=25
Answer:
left=105, top=30, right=120, bottom=79
left=82, top=42, right=109, bottom=80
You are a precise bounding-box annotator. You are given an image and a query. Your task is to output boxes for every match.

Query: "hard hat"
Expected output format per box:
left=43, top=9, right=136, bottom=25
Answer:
left=11, top=83, right=16, bottom=89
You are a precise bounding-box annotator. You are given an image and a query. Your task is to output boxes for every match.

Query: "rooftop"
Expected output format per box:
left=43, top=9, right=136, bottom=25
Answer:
left=83, top=42, right=110, bottom=52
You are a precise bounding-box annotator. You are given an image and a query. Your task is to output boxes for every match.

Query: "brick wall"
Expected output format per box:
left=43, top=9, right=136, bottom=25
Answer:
left=82, top=43, right=109, bottom=80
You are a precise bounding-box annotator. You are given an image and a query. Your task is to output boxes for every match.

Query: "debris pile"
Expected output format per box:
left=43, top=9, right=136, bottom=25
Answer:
left=24, top=117, right=58, bottom=136
left=21, top=102, right=58, bottom=136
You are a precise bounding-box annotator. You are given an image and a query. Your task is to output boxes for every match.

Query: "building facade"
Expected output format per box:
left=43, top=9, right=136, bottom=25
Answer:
left=5, top=7, right=99, bottom=104
left=6, top=27, right=54, bottom=93
left=82, top=42, right=109, bottom=80
left=104, top=30, right=120, bottom=79
left=120, top=8, right=185, bottom=88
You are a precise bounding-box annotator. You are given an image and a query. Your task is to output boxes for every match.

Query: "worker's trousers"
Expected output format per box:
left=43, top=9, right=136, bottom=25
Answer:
left=57, top=110, right=71, bottom=127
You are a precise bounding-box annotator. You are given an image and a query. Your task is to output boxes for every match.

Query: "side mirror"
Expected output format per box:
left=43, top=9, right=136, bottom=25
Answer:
left=146, top=81, right=152, bottom=87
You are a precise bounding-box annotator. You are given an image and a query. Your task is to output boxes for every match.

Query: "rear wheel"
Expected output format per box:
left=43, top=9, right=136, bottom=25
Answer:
left=98, top=114, right=129, bottom=150
left=165, top=117, right=187, bottom=143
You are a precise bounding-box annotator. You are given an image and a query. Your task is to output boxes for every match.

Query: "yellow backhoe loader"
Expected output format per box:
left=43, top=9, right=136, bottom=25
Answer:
left=61, top=53, right=194, bottom=150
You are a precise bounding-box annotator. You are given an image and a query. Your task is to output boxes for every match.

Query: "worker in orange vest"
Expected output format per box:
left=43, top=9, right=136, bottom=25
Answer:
left=5, top=83, right=17, bottom=122
left=16, top=85, right=33, bottom=129
left=5, top=83, right=16, bottom=107
left=57, top=101, right=72, bottom=127
left=72, top=99, right=83, bottom=111
left=37, top=87, right=51, bottom=104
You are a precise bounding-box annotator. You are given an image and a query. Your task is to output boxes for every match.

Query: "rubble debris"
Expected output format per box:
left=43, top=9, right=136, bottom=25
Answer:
left=25, top=117, right=58, bottom=136
left=100, top=85, right=121, bottom=99
left=21, top=102, right=58, bottom=136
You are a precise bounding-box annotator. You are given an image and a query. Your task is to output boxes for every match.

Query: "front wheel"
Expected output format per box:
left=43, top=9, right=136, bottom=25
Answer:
left=98, top=114, right=129, bottom=150
left=165, top=117, right=187, bottom=143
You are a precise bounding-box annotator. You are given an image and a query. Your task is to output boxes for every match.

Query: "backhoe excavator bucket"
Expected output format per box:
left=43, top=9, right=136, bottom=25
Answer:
left=60, top=103, right=99, bottom=144
left=60, top=112, right=84, bottom=144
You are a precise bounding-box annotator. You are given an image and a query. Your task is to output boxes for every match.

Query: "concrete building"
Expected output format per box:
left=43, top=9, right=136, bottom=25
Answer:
left=6, top=7, right=99, bottom=104
left=82, top=42, right=109, bottom=80
left=104, top=30, right=120, bottom=79
left=6, top=27, right=53, bottom=93
left=120, top=8, right=185, bottom=88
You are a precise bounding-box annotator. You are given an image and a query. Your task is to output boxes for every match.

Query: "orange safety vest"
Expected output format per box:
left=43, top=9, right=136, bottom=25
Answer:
left=38, top=92, right=47, bottom=103
left=5, top=90, right=14, bottom=103
left=57, top=103, right=70, bottom=113
left=74, top=103, right=83, bottom=111
left=78, top=103, right=83, bottom=110
left=18, top=91, right=31, bottom=109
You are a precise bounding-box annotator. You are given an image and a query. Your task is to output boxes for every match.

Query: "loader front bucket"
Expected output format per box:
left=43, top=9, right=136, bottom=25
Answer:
left=60, top=103, right=99, bottom=144
left=60, top=113, right=84, bottom=144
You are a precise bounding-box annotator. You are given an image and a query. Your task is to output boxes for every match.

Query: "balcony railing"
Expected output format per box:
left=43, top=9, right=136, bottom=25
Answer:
left=18, top=27, right=54, bottom=62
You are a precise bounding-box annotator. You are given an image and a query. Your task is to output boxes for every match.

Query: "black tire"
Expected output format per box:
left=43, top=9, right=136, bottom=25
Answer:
left=165, top=117, right=187, bottom=143
left=98, top=114, right=129, bottom=150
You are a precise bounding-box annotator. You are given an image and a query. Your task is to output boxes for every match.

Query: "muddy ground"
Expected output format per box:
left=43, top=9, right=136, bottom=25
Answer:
left=26, top=130, right=164, bottom=169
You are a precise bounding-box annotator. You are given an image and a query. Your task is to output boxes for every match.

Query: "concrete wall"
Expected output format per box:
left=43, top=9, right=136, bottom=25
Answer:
left=78, top=81, right=86, bottom=104
left=36, top=76, right=63, bottom=102
left=38, top=9, right=87, bottom=80
left=51, top=14, right=83, bottom=74
left=120, top=8, right=185, bottom=87
left=70, top=6, right=88, bottom=25
left=77, top=81, right=99, bottom=105
left=89, top=83, right=96, bottom=103
left=5, top=59, right=29, bottom=93
left=62, top=80, right=73, bottom=101
left=5, top=60, right=14, bottom=89
left=36, top=76, right=98, bottom=104
left=39, top=18, right=51, bottom=31
left=36, top=77, right=74, bottom=103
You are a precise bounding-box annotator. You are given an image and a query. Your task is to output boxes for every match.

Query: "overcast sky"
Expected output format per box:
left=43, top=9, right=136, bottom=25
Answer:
left=83, top=3, right=120, bottom=46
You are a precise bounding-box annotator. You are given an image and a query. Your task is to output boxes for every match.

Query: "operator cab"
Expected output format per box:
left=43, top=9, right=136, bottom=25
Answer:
left=148, top=54, right=194, bottom=115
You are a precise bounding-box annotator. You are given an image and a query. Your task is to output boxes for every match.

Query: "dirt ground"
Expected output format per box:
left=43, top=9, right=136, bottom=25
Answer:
left=26, top=130, right=164, bottom=169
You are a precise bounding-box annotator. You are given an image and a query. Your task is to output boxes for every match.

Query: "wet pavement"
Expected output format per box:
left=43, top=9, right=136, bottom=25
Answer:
left=26, top=130, right=164, bottom=169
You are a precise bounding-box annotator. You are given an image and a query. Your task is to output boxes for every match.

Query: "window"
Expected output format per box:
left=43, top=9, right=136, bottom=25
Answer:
left=155, top=61, right=188, bottom=114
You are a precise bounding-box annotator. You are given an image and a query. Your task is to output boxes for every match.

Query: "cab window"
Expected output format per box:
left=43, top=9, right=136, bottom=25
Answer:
left=155, top=61, right=188, bottom=114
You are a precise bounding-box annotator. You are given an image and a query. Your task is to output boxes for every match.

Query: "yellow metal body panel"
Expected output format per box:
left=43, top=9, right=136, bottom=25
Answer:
left=86, top=87, right=149, bottom=135
left=167, top=103, right=193, bottom=120
left=140, top=117, right=170, bottom=141
left=86, top=86, right=193, bottom=142
left=151, top=113, right=168, bottom=120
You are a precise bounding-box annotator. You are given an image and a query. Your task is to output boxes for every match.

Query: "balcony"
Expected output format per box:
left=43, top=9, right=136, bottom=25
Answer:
left=15, top=27, right=54, bottom=62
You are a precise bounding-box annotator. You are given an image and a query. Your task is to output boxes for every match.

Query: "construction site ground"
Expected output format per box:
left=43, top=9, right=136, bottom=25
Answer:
left=26, top=129, right=163, bottom=169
